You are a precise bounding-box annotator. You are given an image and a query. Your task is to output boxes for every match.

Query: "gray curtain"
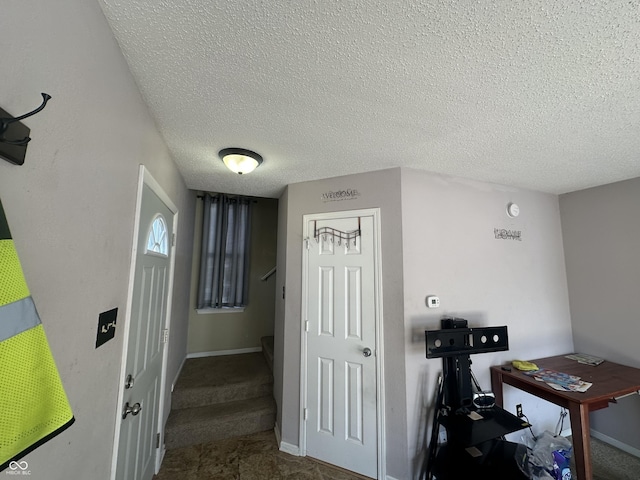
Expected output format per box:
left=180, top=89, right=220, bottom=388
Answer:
left=197, top=193, right=252, bottom=308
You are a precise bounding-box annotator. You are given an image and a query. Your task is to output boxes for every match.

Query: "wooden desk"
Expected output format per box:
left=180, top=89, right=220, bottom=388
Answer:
left=491, top=355, right=640, bottom=480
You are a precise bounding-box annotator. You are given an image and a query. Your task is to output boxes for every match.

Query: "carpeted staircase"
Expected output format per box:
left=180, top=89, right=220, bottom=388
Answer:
left=164, top=336, right=276, bottom=450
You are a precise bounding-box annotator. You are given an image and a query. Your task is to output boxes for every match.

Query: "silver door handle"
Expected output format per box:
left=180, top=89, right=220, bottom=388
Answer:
left=363, top=347, right=372, bottom=357
left=122, top=402, right=142, bottom=419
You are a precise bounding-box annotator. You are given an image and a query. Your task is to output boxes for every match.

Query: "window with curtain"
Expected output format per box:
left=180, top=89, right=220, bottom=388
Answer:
left=197, top=193, right=252, bottom=309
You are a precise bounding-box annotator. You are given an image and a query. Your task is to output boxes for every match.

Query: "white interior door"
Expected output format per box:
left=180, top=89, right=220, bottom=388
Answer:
left=303, top=212, right=380, bottom=478
left=115, top=180, right=174, bottom=480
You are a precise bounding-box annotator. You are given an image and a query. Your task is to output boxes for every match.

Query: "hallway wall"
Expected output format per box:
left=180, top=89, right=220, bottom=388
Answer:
left=0, top=2, right=195, bottom=478
left=187, top=197, right=278, bottom=355
left=276, top=168, right=407, bottom=477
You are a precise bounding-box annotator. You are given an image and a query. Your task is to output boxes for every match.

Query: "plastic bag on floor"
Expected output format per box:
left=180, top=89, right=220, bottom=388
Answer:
left=526, top=431, right=572, bottom=480
left=533, top=470, right=555, bottom=480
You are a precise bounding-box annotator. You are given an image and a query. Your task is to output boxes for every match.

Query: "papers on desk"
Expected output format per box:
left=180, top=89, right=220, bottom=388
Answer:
left=525, top=368, right=593, bottom=393
left=565, top=353, right=605, bottom=366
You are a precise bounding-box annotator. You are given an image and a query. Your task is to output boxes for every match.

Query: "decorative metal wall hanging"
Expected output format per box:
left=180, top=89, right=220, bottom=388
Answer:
left=0, top=93, right=52, bottom=166
left=494, top=228, right=522, bottom=241
left=313, top=218, right=361, bottom=247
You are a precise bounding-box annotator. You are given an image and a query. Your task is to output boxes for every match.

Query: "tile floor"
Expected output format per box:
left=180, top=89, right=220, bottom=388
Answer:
left=153, top=430, right=371, bottom=480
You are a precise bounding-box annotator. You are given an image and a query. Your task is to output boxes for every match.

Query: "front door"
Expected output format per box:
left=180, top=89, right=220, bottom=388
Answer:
left=115, top=175, right=175, bottom=480
left=303, top=210, right=381, bottom=478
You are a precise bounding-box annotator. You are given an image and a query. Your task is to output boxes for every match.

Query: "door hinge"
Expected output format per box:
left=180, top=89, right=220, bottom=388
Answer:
left=156, top=433, right=161, bottom=449
left=305, top=320, right=309, bottom=332
left=162, top=329, right=169, bottom=344
left=304, top=408, right=308, bottom=421
left=304, top=238, right=310, bottom=250
left=171, top=233, right=176, bottom=246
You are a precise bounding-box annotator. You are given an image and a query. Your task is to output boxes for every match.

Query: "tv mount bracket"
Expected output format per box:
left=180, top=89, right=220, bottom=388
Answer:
left=425, top=325, right=508, bottom=359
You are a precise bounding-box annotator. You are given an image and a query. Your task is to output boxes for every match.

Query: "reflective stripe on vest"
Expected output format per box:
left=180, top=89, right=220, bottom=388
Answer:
left=0, top=297, right=41, bottom=342
left=0, top=199, right=74, bottom=471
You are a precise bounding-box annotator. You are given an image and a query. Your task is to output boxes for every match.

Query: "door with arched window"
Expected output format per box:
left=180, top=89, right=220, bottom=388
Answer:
left=115, top=171, right=176, bottom=480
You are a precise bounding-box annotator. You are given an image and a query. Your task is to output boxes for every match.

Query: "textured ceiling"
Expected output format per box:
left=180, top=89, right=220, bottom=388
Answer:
left=99, top=0, right=640, bottom=198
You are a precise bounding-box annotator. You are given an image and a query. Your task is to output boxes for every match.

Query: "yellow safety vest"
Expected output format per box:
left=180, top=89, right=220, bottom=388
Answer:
left=0, top=199, right=74, bottom=471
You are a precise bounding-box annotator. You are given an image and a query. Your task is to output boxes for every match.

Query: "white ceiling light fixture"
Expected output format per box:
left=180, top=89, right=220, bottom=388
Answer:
left=219, top=148, right=263, bottom=175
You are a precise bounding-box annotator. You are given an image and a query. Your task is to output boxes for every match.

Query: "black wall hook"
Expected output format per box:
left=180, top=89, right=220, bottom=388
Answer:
left=0, top=93, right=51, bottom=146
left=0, top=93, right=52, bottom=165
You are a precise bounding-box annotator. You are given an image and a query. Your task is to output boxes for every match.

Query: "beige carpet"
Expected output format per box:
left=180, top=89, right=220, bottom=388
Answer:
left=571, top=435, right=640, bottom=480
left=154, top=430, right=640, bottom=480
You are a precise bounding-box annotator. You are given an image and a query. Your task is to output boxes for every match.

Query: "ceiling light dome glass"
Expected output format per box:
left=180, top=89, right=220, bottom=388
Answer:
left=219, top=148, right=263, bottom=174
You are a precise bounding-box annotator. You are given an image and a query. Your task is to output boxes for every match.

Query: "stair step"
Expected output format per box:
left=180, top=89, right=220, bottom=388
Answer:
left=164, top=395, right=276, bottom=450
left=172, top=352, right=273, bottom=409
left=172, top=379, right=273, bottom=410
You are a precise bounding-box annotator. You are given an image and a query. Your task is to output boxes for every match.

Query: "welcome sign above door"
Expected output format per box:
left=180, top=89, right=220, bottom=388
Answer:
left=320, top=188, right=361, bottom=203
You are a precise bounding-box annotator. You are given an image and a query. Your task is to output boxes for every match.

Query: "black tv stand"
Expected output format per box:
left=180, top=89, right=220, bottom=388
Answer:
left=422, top=319, right=531, bottom=480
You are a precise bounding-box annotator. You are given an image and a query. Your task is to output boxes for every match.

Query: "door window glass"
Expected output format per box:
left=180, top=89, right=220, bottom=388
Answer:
left=146, top=214, right=169, bottom=257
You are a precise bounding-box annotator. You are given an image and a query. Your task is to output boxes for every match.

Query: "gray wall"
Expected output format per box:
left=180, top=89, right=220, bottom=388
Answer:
left=276, top=168, right=408, bottom=477
left=401, top=169, right=574, bottom=476
left=187, top=197, right=278, bottom=354
left=560, top=177, right=640, bottom=450
left=0, top=2, right=195, bottom=478
left=274, top=187, right=289, bottom=437
left=275, top=167, right=575, bottom=479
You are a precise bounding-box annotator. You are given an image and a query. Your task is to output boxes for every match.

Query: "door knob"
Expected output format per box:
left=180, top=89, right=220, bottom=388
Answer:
left=125, top=374, right=134, bottom=389
left=363, top=347, right=372, bottom=357
left=122, top=402, right=142, bottom=419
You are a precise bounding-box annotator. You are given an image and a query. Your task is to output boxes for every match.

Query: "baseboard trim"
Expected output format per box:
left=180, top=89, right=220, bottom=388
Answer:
left=275, top=423, right=393, bottom=476
left=155, top=446, right=166, bottom=475
left=171, top=356, right=187, bottom=393
left=275, top=425, right=300, bottom=457
left=561, top=427, right=640, bottom=458
left=279, top=441, right=300, bottom=456
left=186, top=347, right=262, bottom=359
left=591, top=429, right=640, bottom=458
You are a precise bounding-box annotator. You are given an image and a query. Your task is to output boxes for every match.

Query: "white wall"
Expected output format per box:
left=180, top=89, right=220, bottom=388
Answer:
left=560, top=177, right=640, bottom=450
left=401, top=169, right=574, bottom=477
left=277, top=168, right=408, bottom=478
left=0, top=2, right=195, bottom=478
